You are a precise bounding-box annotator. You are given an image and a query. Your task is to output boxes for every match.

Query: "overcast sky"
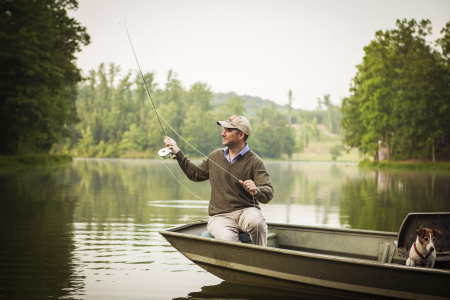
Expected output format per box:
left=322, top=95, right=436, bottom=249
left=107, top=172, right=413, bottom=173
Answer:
left=70, top=0, right=450, bottom=110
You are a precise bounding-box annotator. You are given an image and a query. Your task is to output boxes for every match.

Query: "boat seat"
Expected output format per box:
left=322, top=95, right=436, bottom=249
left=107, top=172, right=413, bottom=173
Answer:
left=201, top=230, right=278, bottom=247
left=397, top=212, right=450, bottom=262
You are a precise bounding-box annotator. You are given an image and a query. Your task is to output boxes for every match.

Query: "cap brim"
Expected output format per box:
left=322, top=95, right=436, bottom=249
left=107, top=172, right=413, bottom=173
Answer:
left=217, top=121, right=237, bottom=129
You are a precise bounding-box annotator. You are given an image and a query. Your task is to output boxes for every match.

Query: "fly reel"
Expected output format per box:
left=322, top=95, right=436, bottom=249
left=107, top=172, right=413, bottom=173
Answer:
left=158, top=148, right=173, bottom=159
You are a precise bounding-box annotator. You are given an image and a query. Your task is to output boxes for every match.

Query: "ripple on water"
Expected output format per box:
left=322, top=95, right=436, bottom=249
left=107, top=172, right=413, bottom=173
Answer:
left=148, top=200, right=209, bottom=208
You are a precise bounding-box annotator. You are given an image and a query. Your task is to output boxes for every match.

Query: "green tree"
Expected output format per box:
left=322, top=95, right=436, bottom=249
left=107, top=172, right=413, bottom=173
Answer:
left=389, top=20, right=447, bottom=161
left=120, top=123, right=146, bottom=154
left=159, top=70, right=185, bottom=135
left=312, top=117, right=320, bottom=142
left=181, top=83, right=218, bottom=155
left=0, top=0, right=90, bottom=155
left=436, top=22, right=450, bottom=158
left=181, top=107, right=219, bottom=156
left=342, top=19, right=450, bottom=161
left=77, top=125, right=94, bottom=156
left=217, top=97, right=247, bottom=119
left=319, top=94, right=342, bottom=134
left=329, top=144, right=345, bottom=161
left=288, top=90, right=293, bottom=126
left=252, top=105, right=296, bottom=158
left=186, top=82, right=213, bottom=112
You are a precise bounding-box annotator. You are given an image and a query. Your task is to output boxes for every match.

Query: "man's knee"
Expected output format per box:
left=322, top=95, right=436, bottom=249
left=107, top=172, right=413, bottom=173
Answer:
left=207, top=217, right=240, bottom=242
left=248, top=219, right=267, bottom=233
left=240, top=208, right=266, bottom=230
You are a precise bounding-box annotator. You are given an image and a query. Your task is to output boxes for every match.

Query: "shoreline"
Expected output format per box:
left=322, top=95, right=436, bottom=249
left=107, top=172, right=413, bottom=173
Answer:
left=358, top=160, right=450, bottom=172
left=3, top=154, right=449, bottom=172
left=0, top=154, right=73, bottom=167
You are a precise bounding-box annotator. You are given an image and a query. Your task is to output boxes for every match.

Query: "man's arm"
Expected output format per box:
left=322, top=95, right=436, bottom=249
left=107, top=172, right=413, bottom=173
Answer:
left=239, top=160, right=274, bottom=203
left=163, top=136, right=209, bottom=182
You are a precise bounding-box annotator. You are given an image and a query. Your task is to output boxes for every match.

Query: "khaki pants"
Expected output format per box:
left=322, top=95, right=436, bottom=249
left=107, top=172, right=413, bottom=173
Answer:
left=207, top=207, right=268, bottom=246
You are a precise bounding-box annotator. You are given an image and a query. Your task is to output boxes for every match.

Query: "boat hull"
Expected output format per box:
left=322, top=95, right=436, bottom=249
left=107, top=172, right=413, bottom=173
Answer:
left=160, top=222, right=450, bottom=299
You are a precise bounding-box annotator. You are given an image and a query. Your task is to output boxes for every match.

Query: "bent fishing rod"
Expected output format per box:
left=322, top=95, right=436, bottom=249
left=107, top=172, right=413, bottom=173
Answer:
left=124, top=22, right=173, bottom=159
left=123, top=22, right=243, bottom=185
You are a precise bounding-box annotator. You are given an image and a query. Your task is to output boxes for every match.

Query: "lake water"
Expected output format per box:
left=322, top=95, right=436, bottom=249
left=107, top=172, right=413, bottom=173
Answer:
left=0, top=158, right=448, bottom=299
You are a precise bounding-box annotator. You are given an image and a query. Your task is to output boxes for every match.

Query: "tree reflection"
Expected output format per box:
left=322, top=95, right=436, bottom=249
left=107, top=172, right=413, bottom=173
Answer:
left=340, top=170, right=450, bottom=231
left=0, top=166, right=83, bottom=299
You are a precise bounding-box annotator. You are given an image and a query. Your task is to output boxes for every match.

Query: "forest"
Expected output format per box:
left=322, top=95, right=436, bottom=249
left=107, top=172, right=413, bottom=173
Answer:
left=1, top=0, right=449, bottom=162
left=342, top=19, right=450, bottom=162
left=53, top=64, right=334, bottom=159
left=0, top=0, right=89, bottom=155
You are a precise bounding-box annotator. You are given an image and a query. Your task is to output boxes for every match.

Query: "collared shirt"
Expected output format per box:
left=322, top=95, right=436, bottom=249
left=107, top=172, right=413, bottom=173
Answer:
left=223, top=143, right=249, bottom=164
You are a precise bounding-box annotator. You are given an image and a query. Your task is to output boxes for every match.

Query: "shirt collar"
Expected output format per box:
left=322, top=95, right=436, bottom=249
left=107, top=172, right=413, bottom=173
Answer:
left=223, top=143, right=250, bottom=163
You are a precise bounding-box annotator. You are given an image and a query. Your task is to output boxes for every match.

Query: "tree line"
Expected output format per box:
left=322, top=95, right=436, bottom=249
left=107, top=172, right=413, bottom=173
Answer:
left=341, top=19, right=450, bottom=162
left=4, top=0, right=411, bottom=162
left=54, top=64, right=298, bottom=159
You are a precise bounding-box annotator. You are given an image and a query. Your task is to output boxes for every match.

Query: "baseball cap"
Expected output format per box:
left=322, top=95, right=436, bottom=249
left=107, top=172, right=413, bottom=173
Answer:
left=217, top=115, right=252, bottom=136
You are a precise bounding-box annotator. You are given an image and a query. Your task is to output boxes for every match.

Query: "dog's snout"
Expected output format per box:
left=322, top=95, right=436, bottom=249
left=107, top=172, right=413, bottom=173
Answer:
left=430, top=246, right=435, bottom=252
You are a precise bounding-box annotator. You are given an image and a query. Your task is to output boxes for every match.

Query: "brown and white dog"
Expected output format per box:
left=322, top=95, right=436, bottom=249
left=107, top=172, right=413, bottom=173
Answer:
left=406, top=228, right=441, bottom=268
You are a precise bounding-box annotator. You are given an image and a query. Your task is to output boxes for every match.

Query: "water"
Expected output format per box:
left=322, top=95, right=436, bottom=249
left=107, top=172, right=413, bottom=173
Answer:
left=0, top=158, right=448, bottom=299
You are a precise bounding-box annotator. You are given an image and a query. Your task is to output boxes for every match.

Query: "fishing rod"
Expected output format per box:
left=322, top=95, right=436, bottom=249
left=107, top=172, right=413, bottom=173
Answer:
left=124, top=24, right=259, bottom=226
left=124, top=21, right=174, bottom=159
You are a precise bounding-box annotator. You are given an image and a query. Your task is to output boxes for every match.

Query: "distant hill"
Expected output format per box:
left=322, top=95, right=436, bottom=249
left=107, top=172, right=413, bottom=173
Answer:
left=212, top=92, right=292, bottom=118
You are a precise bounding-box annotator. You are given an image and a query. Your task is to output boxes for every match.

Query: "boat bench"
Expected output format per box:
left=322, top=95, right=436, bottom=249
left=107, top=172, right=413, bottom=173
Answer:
left=396, top=212, right=450, bottom=263
left=201, top=230, right=278, bottom=247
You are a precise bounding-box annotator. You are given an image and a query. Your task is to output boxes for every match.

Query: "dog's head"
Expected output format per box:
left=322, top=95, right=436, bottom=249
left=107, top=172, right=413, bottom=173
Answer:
left=416, top=228, right=442, bottom=252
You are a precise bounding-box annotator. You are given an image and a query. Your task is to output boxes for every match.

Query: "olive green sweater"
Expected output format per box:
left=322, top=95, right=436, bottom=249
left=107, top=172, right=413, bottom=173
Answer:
left=175, top=149, right=274, bottom=216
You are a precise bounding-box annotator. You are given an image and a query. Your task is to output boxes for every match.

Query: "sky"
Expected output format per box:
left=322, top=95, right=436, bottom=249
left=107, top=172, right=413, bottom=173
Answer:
left=70, top=0, right=450, bottom=110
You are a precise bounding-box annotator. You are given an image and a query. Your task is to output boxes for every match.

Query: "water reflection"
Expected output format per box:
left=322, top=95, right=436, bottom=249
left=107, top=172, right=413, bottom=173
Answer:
left=0, top=166, right=83, bottom=299
left=340, top=169, right=450, bottom=231
left=0, top=159, right=448, bottom=299
left=173, top=280, right=396, bottom=300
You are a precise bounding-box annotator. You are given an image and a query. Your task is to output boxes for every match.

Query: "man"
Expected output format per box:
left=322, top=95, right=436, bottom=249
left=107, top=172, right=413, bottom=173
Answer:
left=163, top=115, right=274, bottom=246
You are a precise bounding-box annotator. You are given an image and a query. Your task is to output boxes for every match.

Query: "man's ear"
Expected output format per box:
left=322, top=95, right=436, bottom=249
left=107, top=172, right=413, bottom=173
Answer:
left=239, top=131, right=245, bottom=140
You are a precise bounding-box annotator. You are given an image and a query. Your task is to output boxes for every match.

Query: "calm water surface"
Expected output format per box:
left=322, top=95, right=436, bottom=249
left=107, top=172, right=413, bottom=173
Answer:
left=0, top=158, right=448, bottom=299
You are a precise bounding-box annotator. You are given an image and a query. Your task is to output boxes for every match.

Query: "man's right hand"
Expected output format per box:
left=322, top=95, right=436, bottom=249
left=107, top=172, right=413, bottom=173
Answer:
left=164, top=136, right=180, bottom=154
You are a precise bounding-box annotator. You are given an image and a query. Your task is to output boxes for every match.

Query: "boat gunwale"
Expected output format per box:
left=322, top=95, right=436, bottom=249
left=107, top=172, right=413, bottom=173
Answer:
left=159, top=221, right=450, bottom=275
left=267, top=222, right=398, bottom=237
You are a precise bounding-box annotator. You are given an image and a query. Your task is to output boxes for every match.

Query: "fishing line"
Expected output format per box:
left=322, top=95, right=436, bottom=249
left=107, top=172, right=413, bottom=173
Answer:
left=126, top=22, right=166, bottom=72
left=124, top=21, right=240, bottom=181
left=157, top=154, right=236, bottom=214
left=158, top=152, right=259, bottom=244
left=157, top=112, right=242, bottom=182
left=156, top=155, right=205, bottom=202
left=124, top=21, right=167, bottom=137
left=124, top=21, right=245, bottom=192
left=125, top=23, right=195, bottom=126
left=125, top=22, right=261, bottom=243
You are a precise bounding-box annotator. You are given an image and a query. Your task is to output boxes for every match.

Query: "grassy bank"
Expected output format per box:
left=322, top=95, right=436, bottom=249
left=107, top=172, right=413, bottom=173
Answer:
left=0, top=154, right=73, bottom=167
left=359, top=160, right=450, bottom=172
left=290, top=124, right=360, bottom=162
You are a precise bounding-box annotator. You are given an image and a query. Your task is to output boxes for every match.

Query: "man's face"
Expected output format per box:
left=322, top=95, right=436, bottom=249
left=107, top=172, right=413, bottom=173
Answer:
left=221, top=128, right=241, bottom=146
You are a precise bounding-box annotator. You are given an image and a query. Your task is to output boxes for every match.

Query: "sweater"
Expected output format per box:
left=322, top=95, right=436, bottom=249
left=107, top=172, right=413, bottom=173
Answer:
left=175, top=149, right=274, bottom=216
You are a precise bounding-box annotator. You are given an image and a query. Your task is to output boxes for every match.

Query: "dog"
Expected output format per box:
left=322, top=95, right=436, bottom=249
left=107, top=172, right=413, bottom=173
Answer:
left=406, top=228, right=441, bottom=268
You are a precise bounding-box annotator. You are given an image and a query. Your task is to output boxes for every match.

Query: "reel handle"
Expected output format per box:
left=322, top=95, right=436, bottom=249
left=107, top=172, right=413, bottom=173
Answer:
left=171, top=148, right=177, bottom=160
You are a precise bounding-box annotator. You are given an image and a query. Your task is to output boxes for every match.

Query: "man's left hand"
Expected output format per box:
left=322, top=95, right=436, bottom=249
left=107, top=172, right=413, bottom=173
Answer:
left=239, top=180, right=257, bottom=195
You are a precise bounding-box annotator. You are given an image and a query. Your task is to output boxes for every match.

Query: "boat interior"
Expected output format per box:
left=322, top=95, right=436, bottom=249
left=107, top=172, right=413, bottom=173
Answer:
left=179, top=213, right=450, bottom=268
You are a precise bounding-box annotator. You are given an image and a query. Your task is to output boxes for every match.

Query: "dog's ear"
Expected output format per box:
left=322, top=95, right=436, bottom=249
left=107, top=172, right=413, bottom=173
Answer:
left=433, top=229, right=442, bottom=238
left=416, top=228, right=426, bottom=237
